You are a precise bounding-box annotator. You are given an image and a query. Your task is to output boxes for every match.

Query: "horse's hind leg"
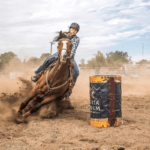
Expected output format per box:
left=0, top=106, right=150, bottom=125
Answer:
left=22, top=95, right=56, bottom=118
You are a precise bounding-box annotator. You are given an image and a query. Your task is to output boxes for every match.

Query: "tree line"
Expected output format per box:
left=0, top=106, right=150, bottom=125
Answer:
left=0, top=51, right=51, bottom=71
left=0, top=51, right=150, bottom=71
left=79, top=50, right=150, bottom=68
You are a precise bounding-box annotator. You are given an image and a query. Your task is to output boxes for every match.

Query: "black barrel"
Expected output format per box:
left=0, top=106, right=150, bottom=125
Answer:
left=90, top=75, right=122, bottom=127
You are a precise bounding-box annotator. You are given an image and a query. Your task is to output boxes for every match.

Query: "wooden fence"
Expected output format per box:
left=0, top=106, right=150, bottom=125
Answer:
left=79, top=64, right=150, bottom=78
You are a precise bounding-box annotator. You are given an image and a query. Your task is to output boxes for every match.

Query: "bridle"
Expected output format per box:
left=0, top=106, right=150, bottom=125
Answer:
left=45, top=39, right=73, bottom=95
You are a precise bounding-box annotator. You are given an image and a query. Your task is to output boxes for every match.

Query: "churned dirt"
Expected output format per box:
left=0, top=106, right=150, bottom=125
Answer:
left=0, top=66, right=150, bottom=150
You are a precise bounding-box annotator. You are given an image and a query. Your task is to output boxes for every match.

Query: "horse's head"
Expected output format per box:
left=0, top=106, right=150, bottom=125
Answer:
left=57, top=38, right=72, bottom=63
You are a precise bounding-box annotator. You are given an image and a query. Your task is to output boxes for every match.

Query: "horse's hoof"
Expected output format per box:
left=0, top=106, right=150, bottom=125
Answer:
left=22, top=114, right=27, bottom=118
left=14, top=114, right=27, bottom=124
left=17, top=110, right=22, bottom=115
left=22, top=111, right=31, bottom=118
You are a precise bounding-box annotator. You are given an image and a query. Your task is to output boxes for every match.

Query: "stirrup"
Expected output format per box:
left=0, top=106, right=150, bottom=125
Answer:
left=31, top=75, right=38, bottom=82
left=65, top=95, right=70, bottom=101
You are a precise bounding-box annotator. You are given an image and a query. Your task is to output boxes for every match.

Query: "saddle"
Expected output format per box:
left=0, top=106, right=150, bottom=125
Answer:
left=36, top=60, right=74, bottom=98
left=35, top=60, right=57, bottom=79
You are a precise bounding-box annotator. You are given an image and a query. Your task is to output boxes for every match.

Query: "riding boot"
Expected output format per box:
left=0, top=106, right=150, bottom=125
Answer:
left=65, top=94, right=70, bottom=101
left=31, top=72, right=42, bottom=82
left=65, top=93, right=74, bottom=109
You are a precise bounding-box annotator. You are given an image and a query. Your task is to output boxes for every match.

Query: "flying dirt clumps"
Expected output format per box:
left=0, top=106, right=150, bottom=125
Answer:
left=0, top=77, right=33, bottom=122
left=0, top=76, right=73, bottom=123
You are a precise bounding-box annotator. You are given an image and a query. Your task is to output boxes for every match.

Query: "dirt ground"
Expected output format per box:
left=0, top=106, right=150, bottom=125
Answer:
left=0, top=69, right=150, bottom=150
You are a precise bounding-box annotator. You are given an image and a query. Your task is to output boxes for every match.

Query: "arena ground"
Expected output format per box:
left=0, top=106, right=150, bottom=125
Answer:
left=0, top=67, right=150, bottom=150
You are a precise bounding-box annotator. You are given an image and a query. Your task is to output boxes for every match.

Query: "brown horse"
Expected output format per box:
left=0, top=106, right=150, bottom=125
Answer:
left=17, top=34, right=74, bottom=118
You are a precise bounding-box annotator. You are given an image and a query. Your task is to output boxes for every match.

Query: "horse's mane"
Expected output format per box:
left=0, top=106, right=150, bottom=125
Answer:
left=53, top=31, right=69, bottom=42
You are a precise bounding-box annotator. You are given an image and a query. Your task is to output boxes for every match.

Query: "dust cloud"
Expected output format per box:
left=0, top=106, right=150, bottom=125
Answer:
left=2, top=58, right=150, bottom=102
left=0, top=60, right=150, bottom=149
left=0, top=58, right=35, bottom=122
left=122, top=77, right=150, bottom=96
left=72, top=71, right=150, bottom=103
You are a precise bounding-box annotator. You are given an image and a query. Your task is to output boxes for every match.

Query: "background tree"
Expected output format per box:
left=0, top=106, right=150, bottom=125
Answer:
left=86, top=51, right=106, bottom=68
left=0, top=58, right=3, bottom=71
left=0, top=52, right=23, bottom=72
left=0, top=51, right=18, bottom=71
left=26, top=53, right=51, bottom=67
left=79, top=59, right=86, bottom=67
left=40, top=53, right=51, bottom=61
left=137, top=59, right=150, bottom=64
left=78, top=50, right=132, bottom=68
left=0, top=51, right=17, bottom=65
left=26, top=57, right=40, bottom=66
left=106, top=50, right=131, bottom=67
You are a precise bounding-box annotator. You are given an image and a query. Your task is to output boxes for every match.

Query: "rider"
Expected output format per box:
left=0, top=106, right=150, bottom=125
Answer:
left=31, top=22, right=80, bottom=101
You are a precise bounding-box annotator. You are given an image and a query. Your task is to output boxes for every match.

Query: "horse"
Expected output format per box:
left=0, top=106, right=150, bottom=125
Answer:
left=17, top=32, right=74, bottom=118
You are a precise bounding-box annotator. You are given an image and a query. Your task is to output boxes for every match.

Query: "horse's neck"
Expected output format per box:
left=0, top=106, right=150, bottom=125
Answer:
left=54, top=59, right=70, bottom=72
left=60, top=59, right=70, bottom=71
left=49, top=59, right=70, bottom=83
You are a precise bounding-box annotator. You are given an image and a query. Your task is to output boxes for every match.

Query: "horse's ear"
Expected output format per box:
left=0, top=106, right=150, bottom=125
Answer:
left=53, top=30, right=68, bottom=42
left=59, top=30, right=62, bottom=36
left=53, top=31, right=62, bottom=42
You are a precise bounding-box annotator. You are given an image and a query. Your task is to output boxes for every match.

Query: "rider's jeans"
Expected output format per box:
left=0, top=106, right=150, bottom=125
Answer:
left=35, top=53, right=79, bottom=85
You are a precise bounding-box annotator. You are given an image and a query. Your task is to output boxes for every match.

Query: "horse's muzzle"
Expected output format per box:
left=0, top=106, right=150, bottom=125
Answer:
left=60, top=54, right=67, bottom=63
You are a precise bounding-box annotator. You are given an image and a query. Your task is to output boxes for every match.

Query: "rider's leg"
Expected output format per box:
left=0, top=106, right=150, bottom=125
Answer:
left=35, top=53, right=58, bottom=74
left=31, top=53, right=58, bottom=82
left=72, top=60, right=79, bottom=85
left=65, top=59, right=79, bottom=101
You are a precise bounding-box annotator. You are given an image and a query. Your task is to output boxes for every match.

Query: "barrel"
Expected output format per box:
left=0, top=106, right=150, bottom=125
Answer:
left=90, top=75, right=122, bottom=127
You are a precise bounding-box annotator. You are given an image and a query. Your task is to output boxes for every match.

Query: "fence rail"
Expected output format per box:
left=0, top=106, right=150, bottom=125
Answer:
left=0, top=64, right=150, bottom=79
left=79, top=65, right=150, bottom=78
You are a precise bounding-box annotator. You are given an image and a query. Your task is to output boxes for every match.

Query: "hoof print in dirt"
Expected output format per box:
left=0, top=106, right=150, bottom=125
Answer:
left=14, top=115, right=28, bottom=124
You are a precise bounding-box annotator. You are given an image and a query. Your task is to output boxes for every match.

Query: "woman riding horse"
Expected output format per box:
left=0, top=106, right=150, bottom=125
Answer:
left=31, top=23, right=80, bottom=101
left=17, top=36, right=74, bottom=118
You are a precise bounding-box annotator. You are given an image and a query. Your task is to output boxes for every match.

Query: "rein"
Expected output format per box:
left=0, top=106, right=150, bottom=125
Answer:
left=45, top=56, right=72, bottom=95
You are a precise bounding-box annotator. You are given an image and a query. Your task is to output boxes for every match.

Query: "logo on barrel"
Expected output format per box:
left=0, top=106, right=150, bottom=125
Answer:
left=90, top=86, right=95, bottom=99
left=90, top=86, right=101, bottom=113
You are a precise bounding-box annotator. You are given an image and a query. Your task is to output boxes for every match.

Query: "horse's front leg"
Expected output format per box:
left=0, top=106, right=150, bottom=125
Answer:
left=17, top=86, right=39, bottom=115
left=22, top=95, right=57, bottom=118
left=17, top=96, right=34, bottom=115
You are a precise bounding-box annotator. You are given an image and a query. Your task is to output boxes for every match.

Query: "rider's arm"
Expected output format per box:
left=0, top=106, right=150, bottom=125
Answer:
left=71, top=37, right=80, bottom=58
